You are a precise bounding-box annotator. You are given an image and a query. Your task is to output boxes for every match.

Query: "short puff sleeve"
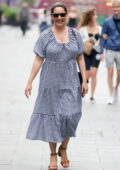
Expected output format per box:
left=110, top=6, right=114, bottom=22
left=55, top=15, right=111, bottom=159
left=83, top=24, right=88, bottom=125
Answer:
left=33, top=34, right=46, bottom=58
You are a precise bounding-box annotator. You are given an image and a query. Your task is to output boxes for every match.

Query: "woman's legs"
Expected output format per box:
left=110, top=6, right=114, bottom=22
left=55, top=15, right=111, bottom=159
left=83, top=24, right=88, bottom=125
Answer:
left=60, top=137, right=70, bottom=162
left=86, top=70, right=91, bottom=80
left=90, top=50, right=100, bottom=100
left=90, top=67, right=98, bottom=98
left=49, top=138, right=70, bottom=167
left=49, top=143, right=57, bottom=167
left=84, top=54, right=91, bottom=81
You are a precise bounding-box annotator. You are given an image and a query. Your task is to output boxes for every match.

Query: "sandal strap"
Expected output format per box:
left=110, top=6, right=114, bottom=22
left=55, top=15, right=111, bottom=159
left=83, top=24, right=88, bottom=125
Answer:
left=50, top=153, right=57, bottom=156
left=48, top=165, right=58, bottom=168
left=61, top=160, right=69, bottom=164
left=48, top=165, right=58, bottom=170
left=60, top=145, right=67, bottom=150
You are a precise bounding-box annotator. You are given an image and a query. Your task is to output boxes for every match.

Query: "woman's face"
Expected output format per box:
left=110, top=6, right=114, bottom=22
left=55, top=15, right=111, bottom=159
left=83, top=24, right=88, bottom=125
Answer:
left=90, top=11, right=97, bottom=23
left=51, top=7, right=67, bottom=27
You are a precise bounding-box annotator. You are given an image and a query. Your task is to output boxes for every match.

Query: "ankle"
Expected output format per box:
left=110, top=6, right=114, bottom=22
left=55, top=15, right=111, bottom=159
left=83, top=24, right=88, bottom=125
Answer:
left=61, top=145, right=67, bottom=150
left=50, top=154, right=57, bottom=163
left=50, top=153, right=57, bottom=156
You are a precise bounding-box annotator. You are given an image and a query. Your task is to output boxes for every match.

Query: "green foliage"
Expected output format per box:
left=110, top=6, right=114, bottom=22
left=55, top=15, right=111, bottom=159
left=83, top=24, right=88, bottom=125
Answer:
left=1, top=5, right=18, bottom=19
left=97, top=15, right=106, bottom=26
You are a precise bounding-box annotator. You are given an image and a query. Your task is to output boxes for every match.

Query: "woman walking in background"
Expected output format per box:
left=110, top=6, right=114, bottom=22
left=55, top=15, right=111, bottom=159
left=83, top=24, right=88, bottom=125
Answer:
left=78, top=8, right=102, bottom=102
left=25, top=2, right=88, bottom=170
left=39, top=9, right=50, bottom=33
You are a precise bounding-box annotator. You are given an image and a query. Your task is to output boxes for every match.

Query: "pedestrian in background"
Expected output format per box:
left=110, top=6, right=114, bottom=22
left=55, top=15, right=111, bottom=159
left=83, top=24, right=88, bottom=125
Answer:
left=25, top=2, right=88, bottom=170
left=78, top=8, right=102, bottom=102
left=0, top=6, right=3, bottom=26
left=39, top=9, right=50, bottom=33
left=101, top=0, right=120, bottom=105
left=67, top=6, right=78, bottom=28
left=19, top=3, right=30, bottom=36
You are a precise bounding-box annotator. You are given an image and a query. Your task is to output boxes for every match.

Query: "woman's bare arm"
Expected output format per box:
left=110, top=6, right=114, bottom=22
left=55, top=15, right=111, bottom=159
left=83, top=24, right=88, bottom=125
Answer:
left=25, top=55, right=44, bottom=98
left=77, top=54, right=88, bottom=95
left=77, top=54, right=86, bottom=83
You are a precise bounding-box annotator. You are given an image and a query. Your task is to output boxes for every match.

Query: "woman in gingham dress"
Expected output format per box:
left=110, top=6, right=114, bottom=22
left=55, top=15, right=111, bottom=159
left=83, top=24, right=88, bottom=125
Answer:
left=25, top=2, right=88, bottom=170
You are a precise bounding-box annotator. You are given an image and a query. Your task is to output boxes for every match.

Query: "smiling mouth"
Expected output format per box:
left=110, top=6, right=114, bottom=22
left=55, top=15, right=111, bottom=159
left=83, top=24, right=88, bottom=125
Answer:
left=56, top=20, right=64, bottom=23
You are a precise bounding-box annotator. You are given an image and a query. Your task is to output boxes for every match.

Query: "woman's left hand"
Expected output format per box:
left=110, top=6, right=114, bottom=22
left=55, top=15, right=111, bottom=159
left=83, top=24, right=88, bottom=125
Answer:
left=81, top=81, right=88, bottom=96
left=103, top=34, right=108, bottom=40
left=100, top=54, right=105, bottom=61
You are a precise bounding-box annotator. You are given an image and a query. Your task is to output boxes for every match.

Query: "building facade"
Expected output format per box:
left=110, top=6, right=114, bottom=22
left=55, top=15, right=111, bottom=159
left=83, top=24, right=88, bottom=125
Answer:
left=37, top=0, right=112, bottom=15
left=0, top=0, right=21, bottom=6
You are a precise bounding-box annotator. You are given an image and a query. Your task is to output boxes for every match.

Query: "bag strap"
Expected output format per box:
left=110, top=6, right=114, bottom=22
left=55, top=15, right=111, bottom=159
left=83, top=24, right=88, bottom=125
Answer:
left=71, top=27, right=77, bottom=40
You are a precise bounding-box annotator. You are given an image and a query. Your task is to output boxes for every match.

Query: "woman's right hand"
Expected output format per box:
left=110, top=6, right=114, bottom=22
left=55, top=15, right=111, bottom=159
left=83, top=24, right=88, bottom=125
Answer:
left=81, top=81, right=88, bottom=97
left=24, top=56, right=43, bottom=99
left=25, top=83, right=32, bottom=99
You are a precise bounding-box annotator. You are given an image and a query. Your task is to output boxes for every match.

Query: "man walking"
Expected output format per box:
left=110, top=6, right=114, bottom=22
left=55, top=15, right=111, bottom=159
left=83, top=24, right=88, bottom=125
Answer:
left=101, top=0, right=120, bottom=104
left=19, top=3, right=30, bottom=36
left=0, top=6, right=3, bottom=26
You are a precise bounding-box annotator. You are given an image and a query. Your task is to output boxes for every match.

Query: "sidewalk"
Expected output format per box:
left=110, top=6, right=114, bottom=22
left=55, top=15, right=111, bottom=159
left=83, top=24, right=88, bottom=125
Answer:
left=0, top=25, right=120, bottom=170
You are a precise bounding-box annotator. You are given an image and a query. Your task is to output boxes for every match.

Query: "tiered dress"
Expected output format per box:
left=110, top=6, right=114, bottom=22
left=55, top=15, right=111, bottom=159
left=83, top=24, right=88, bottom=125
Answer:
left=26, top=27, right=84, bottom=143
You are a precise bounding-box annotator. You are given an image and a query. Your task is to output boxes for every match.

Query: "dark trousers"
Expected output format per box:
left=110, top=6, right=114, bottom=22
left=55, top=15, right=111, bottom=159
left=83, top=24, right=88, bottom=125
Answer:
left=0, top=17, right=2, bottom=26
left=20, top=21, right=28, bottom=36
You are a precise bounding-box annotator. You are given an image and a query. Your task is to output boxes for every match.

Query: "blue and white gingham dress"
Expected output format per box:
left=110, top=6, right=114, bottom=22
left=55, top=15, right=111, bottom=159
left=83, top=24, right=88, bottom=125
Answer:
left=26, top=27, right=84, bottom=143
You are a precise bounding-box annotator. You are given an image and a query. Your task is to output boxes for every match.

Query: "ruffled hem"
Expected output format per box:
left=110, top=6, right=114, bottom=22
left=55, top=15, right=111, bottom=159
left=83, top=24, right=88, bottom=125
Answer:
left=26, top=112, right=82, bottom=143
left=33, top=87, right=82, bottom=118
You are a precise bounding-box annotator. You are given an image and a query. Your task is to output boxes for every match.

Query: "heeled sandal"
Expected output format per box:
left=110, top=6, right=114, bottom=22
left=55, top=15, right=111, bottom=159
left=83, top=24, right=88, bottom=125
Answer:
left=48, top=153, right=58, bottom=170
left=58, top=145, right=70, bottom=168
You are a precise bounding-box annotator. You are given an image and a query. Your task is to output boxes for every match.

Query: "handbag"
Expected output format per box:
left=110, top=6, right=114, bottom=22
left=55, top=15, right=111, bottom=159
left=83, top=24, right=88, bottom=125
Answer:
left=84, top=40, right=94, bottom=55
left=78, top=72, right=89, bottom=84
left=78, top=72, right=82, bottom=84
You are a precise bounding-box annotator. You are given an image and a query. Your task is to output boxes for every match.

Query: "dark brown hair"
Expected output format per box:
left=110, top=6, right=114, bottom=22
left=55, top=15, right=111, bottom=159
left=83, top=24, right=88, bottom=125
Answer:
left=51, top=2, right=68, bottom=14
left=79, top=8, right=96, bottom=28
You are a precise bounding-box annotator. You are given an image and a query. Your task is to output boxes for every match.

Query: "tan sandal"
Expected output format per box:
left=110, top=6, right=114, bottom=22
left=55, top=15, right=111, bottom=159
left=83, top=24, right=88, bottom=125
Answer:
left=48, top=153, right=58, bottom=170
left=58, top=145, right=70, bottom=168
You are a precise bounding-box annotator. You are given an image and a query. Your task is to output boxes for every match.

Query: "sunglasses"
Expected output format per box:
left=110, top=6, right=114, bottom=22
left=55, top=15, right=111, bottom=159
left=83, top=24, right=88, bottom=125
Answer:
left=51, top=13, right=67, bottom=18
